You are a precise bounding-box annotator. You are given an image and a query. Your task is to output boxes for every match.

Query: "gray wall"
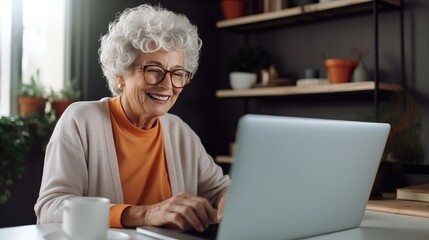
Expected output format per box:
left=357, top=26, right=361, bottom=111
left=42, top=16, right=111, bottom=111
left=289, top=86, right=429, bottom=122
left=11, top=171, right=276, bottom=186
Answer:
left=74, top=0, right=428, bottom=163
left=217, top=0, right=429, bottom=165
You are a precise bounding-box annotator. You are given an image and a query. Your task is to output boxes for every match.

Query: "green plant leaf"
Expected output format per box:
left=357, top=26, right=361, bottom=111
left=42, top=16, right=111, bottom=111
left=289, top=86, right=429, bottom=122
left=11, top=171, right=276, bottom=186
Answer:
left=355, top=91, right=425, bottom=164
left=0, top=112, right=56, bottom=205
left=19, top=69, right=45, bottom=97
left=227, top=46, right=269, bottom=73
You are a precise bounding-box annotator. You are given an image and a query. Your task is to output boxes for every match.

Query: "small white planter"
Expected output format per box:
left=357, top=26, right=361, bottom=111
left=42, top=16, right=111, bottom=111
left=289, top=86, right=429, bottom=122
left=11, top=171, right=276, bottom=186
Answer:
left=229, top=72, right=257, bottom=90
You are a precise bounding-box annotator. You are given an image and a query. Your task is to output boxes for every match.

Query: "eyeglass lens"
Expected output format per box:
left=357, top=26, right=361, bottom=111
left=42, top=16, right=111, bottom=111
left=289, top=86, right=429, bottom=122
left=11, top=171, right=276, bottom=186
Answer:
left=144, top=65, right=191, bottom=88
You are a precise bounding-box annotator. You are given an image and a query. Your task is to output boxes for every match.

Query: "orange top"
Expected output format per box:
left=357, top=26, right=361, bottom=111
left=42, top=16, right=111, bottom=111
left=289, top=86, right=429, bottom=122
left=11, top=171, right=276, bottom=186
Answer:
left=108, top=97, right=172, bottom=228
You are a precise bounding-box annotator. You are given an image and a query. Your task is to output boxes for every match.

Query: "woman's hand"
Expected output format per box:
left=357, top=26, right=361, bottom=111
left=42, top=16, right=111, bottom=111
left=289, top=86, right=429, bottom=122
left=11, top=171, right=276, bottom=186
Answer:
left=216, top=195, right=227, bottom=222
left=122, top=192, right=217, bottom=232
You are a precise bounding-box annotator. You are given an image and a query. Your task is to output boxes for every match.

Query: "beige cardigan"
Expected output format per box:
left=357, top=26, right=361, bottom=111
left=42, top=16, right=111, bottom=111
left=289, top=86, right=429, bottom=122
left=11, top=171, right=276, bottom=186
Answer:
left=34, top=98, right=230, bottom=224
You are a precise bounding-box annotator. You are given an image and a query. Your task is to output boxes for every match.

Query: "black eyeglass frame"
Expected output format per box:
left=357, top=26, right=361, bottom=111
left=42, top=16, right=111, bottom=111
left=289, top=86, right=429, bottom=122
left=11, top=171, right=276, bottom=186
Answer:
left=134, top=64, right=193, bottom=88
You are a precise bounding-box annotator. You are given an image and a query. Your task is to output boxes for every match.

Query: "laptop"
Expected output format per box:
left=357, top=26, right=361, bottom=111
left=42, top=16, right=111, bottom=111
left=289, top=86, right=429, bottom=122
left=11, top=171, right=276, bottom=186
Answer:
left=137, top=114, right=390, bottom=240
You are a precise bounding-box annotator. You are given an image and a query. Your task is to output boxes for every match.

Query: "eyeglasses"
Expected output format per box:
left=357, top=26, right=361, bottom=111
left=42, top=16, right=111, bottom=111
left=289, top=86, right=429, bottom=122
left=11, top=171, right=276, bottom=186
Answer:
left=134, top=64, right=192, bottom=88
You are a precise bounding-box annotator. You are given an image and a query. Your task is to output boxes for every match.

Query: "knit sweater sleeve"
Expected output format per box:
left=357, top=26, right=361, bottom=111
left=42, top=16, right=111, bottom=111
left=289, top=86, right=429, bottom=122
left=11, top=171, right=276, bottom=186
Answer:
left=34, top=100, right=123, bottom=224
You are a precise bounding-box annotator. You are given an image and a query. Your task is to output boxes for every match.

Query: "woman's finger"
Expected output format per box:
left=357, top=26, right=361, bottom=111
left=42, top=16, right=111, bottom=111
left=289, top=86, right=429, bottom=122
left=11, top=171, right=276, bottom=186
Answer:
left=168, top=203, right=206, bottom=232
left=179, top=196, right=214, bottom=226
left=151, top=193, right=217, bottom=232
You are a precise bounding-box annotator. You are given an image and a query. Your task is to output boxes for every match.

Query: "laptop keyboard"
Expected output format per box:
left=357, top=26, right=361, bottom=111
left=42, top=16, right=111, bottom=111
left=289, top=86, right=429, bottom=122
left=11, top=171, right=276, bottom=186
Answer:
left=184, top=224, right=219, bottom=240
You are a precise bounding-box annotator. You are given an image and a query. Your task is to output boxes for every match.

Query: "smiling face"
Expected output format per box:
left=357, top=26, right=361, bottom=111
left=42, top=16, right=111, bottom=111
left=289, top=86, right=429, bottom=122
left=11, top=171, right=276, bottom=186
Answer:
left=118, top=50, right=186, bottom=129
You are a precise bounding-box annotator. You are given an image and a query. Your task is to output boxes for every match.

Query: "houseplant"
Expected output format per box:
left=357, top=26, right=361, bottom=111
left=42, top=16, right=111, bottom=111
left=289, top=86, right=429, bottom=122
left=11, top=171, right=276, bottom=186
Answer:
left=48, top=79, right=81, bottom=119
left=356, top=91, right=425, bottom=195
left=357, top=91, right=424, bottom=164
left=0, top=112, right=56, bottom=205
left=18, top=70, right=47, bottom=117
left=324, top=58, right=358, bottom=83
left=0, top=116, right=31, bottom=204
left=220, top=0, right=245, bottom=19
left=227, top=46, right=269, bottom=89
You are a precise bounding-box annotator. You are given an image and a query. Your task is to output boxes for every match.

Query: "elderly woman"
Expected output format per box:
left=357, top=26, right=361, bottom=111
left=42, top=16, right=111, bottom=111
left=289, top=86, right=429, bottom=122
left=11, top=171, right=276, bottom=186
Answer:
left=34, top=4, right=230, bottom=232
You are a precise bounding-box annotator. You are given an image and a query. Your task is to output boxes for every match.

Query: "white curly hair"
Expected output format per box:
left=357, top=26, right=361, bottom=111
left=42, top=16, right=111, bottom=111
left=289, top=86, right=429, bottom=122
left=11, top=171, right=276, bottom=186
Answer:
left=98, top=4, right=202, bottom=96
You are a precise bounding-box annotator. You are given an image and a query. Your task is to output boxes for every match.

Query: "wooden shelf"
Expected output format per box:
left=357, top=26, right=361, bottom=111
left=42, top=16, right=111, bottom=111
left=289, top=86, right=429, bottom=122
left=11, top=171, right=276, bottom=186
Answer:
left=214, top=0, right=404, bottom=166
left=216, top=0, right=400, bottom=31
left=367, top=199, right=429, bottom=218
left=216, top=81, right=402, bottom=98
left=216, top=155, right=234, bottom=164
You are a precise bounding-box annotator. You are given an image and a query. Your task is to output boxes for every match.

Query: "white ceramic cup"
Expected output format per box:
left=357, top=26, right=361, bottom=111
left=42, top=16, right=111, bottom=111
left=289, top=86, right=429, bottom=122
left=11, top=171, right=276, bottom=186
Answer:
left=57, top=197, right=110, bottom=240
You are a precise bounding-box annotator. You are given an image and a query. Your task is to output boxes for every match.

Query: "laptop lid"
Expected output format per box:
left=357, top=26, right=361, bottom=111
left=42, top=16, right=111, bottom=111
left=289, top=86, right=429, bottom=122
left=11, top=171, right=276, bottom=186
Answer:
left=216, top=114, right=390, bottom=240
left=137, top=114, right=390, bottom=240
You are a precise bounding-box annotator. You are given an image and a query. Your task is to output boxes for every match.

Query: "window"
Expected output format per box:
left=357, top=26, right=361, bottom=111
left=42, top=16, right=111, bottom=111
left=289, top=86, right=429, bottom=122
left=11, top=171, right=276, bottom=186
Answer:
left=0, top=0, right=13, bottom=115
left=0, top=0, right=66, bottom=116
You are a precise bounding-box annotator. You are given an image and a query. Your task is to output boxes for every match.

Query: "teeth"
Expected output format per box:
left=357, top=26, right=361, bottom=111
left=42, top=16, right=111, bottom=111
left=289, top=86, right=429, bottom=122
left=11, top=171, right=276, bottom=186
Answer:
left=148, top=93, right=169, bottom=101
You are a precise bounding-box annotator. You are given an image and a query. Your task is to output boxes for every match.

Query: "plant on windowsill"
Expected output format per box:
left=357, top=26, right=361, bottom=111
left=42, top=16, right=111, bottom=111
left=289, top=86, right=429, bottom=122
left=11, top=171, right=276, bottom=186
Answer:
left=227, top=46, right=269, bottom=90
left=18, top=69, right=47, bottom=117
left=48, top=78, right=81, bottom=119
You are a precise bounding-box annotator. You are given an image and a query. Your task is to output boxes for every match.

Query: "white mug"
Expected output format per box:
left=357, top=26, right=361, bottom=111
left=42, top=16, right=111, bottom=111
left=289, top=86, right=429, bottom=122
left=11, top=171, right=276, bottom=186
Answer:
left=57, top=196, right=110, bottom=240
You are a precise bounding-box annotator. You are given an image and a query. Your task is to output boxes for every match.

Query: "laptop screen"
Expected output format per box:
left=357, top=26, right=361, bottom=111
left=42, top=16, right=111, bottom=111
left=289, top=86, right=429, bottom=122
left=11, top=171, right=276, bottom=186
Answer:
left=137, top=114, right=390, bottom=240
left=217, top=114, right=390, bottom=240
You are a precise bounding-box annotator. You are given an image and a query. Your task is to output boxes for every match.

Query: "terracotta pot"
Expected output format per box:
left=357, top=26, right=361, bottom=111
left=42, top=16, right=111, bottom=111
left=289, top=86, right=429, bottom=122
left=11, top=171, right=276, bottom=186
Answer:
left=18, top=96, right=47, bottom=117
left=51, top=100, right=74, bottom=119
left=221, top=0, right=245, bottom=19
left=325, top=58, right=358, bottom=84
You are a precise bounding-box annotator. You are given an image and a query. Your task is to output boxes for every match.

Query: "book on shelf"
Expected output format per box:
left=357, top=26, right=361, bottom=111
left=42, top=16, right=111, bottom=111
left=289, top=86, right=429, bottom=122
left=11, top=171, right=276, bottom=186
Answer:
left=270, top=0, right=282, bottom=12
left=396, top=183, right=429, bottom=202
left=262, top=0, right=289, bottom=13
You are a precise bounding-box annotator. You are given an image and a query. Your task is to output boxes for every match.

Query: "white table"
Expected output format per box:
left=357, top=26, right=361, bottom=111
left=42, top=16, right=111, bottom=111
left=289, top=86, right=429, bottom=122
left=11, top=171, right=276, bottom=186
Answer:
left=1, top=210, right=429, bottom=240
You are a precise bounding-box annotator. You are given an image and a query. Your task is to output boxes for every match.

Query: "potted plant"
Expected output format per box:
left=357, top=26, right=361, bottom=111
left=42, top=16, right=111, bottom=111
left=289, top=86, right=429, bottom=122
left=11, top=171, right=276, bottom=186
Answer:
left=321, top=50, right=358, bottom=84
left=356, top=91, right=425, bottom=196
left=18, top=70, right=47, bottom=117
left=324, top=58, right=358, bottom=84
left=0, top=112, right=56, bottom=205
left=0, top=116, right=31, bottom=204
left=220, top=0, right=245, bottom=19
left=227, top=46, right=269, bottom=89
left=48, top=79, right=81, bottom=119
